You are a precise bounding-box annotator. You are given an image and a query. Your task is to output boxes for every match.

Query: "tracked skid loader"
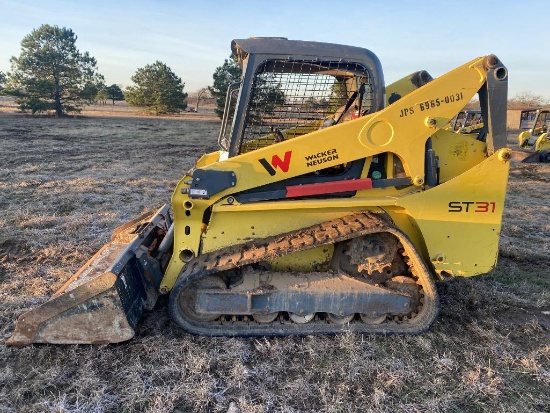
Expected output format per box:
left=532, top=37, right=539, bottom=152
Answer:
left=8, top=38, right=511, bottom=346
left=449, top=110, right=484, bottom=134
left=515, top=107, right=550, bottom=163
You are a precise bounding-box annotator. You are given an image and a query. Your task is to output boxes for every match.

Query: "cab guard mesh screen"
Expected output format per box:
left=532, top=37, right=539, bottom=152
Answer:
left=239, top=60, right=373, bottom=154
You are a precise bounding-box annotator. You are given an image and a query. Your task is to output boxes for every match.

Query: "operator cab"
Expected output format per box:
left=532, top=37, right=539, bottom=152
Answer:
left=217, top=37, right=385, bottom=157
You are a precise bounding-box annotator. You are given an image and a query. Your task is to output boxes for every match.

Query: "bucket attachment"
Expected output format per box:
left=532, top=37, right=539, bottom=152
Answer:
left=7, top=205, right=173, bottom=346
left=510, top=148, right=545, bottom=163
left=520, top=150, right=548, bottom=163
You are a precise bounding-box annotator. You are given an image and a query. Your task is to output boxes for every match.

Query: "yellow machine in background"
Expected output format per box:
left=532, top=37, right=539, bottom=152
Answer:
left=516, top=107, right=550, bottom=163
left=9, top=38, right=510, bottom=345
left=449, top=109, right=484, bottom=134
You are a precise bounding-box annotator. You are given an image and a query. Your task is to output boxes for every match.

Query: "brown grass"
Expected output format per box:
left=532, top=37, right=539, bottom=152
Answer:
left=0, top=113, right=548, bottom=413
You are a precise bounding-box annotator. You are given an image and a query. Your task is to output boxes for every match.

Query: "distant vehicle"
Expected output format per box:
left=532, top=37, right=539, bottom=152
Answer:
left=516, top=107, right=550, bottom=163
left=450, top=110, right=483, bottom=134
left=519, top=107, right=539, bottom=130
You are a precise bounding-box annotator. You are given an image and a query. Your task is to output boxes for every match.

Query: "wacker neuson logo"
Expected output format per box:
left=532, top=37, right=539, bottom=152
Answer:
left=259, top=151, right=292, bottom=176
left=305, top=148, right=339, bottom=167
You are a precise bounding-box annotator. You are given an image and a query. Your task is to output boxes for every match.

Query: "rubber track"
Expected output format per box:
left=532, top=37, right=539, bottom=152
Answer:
left=168, top=211, right=439, bottom=336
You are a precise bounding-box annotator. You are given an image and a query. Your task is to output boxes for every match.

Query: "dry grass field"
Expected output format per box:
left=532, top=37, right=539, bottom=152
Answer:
left=0, top=107, right=548, bottom=412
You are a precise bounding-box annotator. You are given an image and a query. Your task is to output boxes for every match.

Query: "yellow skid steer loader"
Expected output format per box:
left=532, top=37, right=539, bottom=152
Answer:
left=515, top=107, right=550, bottom=163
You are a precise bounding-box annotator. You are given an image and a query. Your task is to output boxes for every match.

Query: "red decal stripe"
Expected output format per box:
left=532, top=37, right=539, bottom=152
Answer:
left=286, top=178, right=373, bottom=198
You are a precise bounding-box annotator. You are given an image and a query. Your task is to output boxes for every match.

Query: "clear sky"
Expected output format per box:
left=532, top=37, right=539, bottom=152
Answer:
left=1, top=0, right=548, bottom=99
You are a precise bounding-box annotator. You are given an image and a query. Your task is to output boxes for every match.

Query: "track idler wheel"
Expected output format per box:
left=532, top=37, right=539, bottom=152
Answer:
left=289, top=313, right=315, bottom=323
left=360, top=314, right=387, bottom=324
left=176, top=276, right=226, bottom=322
left=253, top=313, right=279, bottom=323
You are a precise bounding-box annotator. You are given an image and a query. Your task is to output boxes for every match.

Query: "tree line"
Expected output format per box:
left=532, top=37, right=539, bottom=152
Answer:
left=0, top=24, right=548, bottom=118
left=0, top=24, right=240, bottom=117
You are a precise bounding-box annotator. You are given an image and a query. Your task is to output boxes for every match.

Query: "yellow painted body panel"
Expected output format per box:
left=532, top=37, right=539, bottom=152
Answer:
left=535, top=133, right=550, bottom=152
left=385, top=71, right=431, bottom=106
left=398, top=149, right=510, bottom=276
left=268, top=246, right=334, bottom=272
left=430, top=129, right=487, bottom=182
left=518, top=130, right=531, bottom=146
left=195, top=151, right=221, bottom=168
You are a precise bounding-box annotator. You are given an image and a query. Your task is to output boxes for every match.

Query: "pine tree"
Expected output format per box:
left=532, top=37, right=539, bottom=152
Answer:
left=9, top=24, right=104, bottom=116
left=125, top=61, right=187, bottom=115
left=208, top=55, right=241, bottom=118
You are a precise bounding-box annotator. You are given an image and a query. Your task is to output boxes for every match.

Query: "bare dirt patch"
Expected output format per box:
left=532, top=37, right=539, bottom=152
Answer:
left=0, top=115, right=549, bottom=412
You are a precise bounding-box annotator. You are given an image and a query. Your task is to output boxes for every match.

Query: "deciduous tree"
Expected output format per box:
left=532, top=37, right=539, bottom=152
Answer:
left=194, top=87, right=210, bottom=112
left=508, top=91, right=549, bottom=109
left=8, top=24, right=104, bottom=116
left=125, top=61, right=187, bottom=115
